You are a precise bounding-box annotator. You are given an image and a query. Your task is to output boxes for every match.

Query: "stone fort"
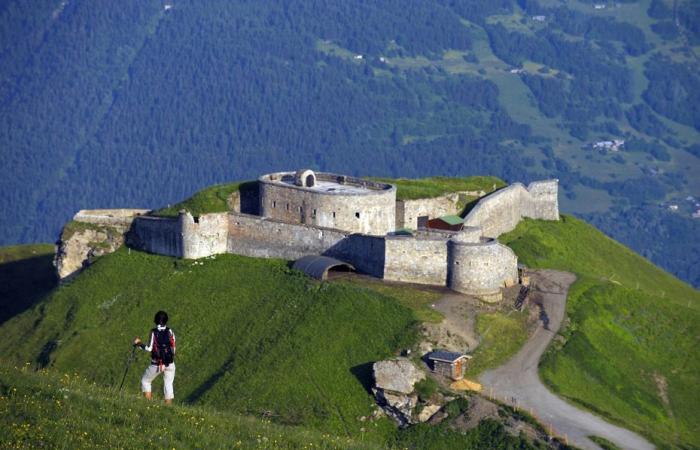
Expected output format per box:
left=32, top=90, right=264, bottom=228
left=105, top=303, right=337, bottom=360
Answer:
left=62, top=170, right=559, bottom=301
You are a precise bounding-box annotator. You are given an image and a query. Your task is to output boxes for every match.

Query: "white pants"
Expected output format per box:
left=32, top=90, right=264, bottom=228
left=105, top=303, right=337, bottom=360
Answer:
left=141, top=363, right=176, bottom=400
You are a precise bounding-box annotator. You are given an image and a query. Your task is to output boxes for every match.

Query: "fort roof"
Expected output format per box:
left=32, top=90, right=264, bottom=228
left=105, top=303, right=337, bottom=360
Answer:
left=259, top=170, right=394, bottom=195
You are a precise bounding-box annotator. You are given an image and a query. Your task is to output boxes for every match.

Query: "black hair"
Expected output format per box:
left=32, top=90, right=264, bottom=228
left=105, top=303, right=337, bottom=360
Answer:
left=154, top=310, right=169, bottom=326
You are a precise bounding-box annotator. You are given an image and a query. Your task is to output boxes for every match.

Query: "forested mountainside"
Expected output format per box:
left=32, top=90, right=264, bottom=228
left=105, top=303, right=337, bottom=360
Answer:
left=1, top=0, right=699, bottom=286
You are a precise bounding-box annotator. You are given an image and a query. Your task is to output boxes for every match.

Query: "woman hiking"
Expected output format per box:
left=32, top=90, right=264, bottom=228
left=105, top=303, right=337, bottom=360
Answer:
left=133, top=310, right=176, bottom=404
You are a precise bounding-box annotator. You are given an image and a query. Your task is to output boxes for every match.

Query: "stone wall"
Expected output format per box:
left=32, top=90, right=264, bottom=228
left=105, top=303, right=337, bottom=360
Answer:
left=383, top=235, right=448, bottom=285
left=128, top=216, right=182, bottom=257
left=447, top=239, right=518, bottom=302
left=259, top=172, right=396, bottom=235
left=228, top=212, right=349, bottom=259
left=396, top=191, right=483, bottom=230
left=462, top=180, right=559, bottom=238
left=180, top=212, right=229, bottom=259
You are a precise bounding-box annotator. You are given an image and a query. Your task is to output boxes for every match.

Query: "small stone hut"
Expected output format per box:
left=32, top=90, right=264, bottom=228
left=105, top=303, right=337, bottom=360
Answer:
left=427, top=351, right=471, bottom=380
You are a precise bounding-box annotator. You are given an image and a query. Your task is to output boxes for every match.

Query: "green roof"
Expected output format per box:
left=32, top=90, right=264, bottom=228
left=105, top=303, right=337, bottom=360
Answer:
left=437, top=215, right=465, bottom=226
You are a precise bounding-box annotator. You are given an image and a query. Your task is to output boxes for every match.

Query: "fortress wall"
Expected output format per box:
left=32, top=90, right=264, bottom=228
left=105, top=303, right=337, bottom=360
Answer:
left=227, top=213, right=349, bottom=261
left=396, top=195, right=461, bottom=230
left=462, top=180, right=559, bottom=238
left=383, top=236, right=448, bottom=285
left=73, top=209, right=151, bottom=229
left=324, top=234, right=386, bottom=278
left=447, top=240, right=518, bottom=302
left=524, top=180, right=559, bottom=220
left=180, top=212, right=229, bottom=259
left=462, top=184, right=526, bottom=238
left=259, top=176, right=396, bottom=235
left=128, top=216, right=183, bottom=257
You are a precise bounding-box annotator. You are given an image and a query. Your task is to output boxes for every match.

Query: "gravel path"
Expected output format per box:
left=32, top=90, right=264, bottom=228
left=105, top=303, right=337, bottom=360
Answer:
left=479, top=269, right=655, bottom=450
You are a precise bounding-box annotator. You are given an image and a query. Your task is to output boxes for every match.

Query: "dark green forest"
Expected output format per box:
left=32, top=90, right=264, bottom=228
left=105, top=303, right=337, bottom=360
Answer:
left=0, top=0, right=698, bottom=287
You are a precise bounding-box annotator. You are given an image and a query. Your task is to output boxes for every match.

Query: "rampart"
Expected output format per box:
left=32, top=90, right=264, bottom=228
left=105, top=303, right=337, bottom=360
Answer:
left=462, top=180, right=558, bottom=238
left=73, top=209, right=151, bottom=228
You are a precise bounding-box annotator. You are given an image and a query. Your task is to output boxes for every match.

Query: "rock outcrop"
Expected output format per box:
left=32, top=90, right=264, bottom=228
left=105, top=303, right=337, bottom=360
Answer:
left=54, top=209, right=149, bottom=280
left=372, top=358, right=427, bottom=427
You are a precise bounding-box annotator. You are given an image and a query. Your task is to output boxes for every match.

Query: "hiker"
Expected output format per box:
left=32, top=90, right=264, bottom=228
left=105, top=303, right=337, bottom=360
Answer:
left=133, top=310, right=176, bottom=404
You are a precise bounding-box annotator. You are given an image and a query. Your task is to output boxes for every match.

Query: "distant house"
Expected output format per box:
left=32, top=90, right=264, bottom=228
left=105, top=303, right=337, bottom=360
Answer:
left=532, top=15, right=546, bottom=22
left=428, top=351, right=471, bottom=380
left=427, top=215, right=464, bottom=232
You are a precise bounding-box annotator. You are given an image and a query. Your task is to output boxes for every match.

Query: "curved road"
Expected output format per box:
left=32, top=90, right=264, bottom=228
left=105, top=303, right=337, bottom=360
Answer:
left=479, top=270, right=654, bottom=450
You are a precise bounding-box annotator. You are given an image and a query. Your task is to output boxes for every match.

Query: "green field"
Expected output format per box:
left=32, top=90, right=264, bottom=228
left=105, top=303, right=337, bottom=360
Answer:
left=501, top=215, right=700, bottom=449
left=0, top=245, right=554, bottom=448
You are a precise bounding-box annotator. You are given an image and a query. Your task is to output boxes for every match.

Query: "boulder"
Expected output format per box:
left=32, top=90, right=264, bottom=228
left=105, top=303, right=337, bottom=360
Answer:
left=372, top=358, right=426, bottom=427
left=417, top=403, right=442, bottom=423
left=373, top=358, right=425, bottom=395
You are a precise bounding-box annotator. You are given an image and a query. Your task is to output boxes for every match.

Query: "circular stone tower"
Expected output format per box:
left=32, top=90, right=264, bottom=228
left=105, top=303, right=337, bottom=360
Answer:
left=447, top=233, right=518, bottom=302
left=258, top=170, right=396, bottom=235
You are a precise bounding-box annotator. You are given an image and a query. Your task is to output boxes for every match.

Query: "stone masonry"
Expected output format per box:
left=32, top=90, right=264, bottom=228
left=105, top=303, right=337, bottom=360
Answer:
left=59, top=170, right=559, bottom=301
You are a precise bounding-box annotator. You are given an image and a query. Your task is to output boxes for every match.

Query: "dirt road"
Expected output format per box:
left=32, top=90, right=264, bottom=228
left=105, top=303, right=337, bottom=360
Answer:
left=479, top=270, right=655, bottom=450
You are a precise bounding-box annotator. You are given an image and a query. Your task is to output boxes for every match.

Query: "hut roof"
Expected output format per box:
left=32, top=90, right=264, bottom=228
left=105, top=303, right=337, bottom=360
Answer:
left=436, top=215, right=464, bottom=226
left=428, top=350, right=470, bottom=363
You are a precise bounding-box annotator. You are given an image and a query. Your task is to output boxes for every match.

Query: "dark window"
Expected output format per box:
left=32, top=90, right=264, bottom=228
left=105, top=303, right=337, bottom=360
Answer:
left=272, top=201, right=276, bottom=208
left=286, top=203, right=290, bottom=211
left=332, top=211, right=336, bottom=218
left=355, top=212, right=361, bottom=219
left=305, top=175, right=315, bottom=187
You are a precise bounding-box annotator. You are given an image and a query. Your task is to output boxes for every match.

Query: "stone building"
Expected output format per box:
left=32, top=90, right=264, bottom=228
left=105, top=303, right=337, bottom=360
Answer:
left=58, top=168, right=560, bottom=302
left=258, top=170, right=396, bottom=235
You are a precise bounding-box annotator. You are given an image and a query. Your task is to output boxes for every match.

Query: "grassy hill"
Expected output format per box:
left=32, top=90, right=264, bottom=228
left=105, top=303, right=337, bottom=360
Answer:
left=500, top=215, right=700, bottom=449
left=0, top=246, right=550, bottom=449
left=0, top=364, right=370, bottom=449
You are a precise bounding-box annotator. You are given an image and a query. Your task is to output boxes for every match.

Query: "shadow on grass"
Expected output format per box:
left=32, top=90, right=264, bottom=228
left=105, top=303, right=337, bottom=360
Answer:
left=0, top=254, right=57, bottom=325
left=350, top=362, right=375, bottom=394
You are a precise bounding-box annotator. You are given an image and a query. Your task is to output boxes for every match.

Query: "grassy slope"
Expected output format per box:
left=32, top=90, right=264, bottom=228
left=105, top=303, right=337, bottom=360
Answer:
left=151, top=181, right=256, bottom=217
left=0, top=244, right=56, bottom=325
left=0, top=247, right=553, bottom=449
left=500, top=215, right=700, bottom=449
left=370, top=176, right=505, bottom=201
left=0, top=364, right=368, bottom=450
left=0, top=249, right=414, bottom=443
left=466, top=311, right=529, bottom=377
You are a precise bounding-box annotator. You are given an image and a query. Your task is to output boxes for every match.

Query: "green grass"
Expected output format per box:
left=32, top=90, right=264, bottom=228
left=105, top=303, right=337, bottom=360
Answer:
left=0, top=363, right=370, bottom=450
left=0, top=247, right=554, bottom=449
left=334, top=278, right=443, bottom=323
left=370, top=176, right=505, bottom=201
left=465, top=311, right=529, bottom=377
left=589, top=435, right=622, bottom=450
left=0, top=249, right=415, bottom=443
left=152, top=180, right=256, bottom=217
left=0, top=244, right=56, bottom=325
left=500, top=215, right=700, bottom=449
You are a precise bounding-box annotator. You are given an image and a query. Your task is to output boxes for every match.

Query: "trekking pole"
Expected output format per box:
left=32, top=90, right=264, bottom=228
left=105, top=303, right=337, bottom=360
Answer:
left=118, top=345, right=137, bottom=392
